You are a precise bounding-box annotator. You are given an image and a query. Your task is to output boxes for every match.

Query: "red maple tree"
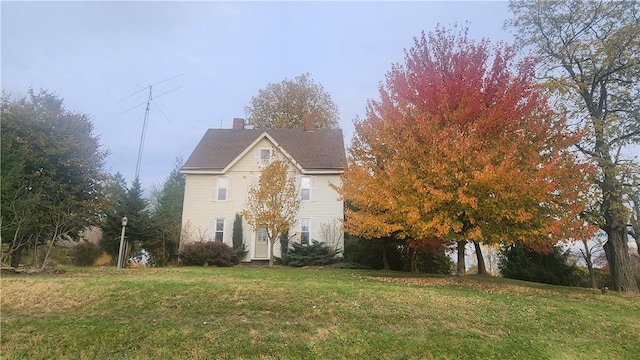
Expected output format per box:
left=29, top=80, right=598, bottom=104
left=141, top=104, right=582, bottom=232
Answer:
left=339, top=25, right=594, bottom=275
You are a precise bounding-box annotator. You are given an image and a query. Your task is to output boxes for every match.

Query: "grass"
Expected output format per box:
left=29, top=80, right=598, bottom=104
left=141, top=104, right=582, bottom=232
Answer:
left=1, top=266, right=639, bottom=359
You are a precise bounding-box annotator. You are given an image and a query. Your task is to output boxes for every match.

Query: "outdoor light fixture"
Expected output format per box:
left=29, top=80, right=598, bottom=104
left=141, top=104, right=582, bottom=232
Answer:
left=117, top=216, right=128, bottom=271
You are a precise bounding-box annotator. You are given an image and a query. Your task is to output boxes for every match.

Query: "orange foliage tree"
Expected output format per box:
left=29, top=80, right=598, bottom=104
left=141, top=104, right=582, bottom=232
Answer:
left=338, top=25, right=594, bottom=275
left=242, top=159, right=301, bottom=268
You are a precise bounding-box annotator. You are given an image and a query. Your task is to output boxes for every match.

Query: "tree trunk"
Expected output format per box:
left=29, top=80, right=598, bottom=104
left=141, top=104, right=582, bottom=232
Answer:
left=473, top=241, right=487, bottom=275
left=382, top=243, right=390, bottom=270
left=629, top=195, right=640, bottom=256
left=603, top=226, right=638, bottom=293
left=10, top=250, right=21, bottom=268
left=631, top=224, right=640, bottom=257
left=598, top=159, right=639, bottom=293
left=580, top=239, right=598, bottom=290
left=124, top=241, right=132, bottom=268
left=456, top=241, right=466, bottom=276
left=586, top=256, right=597, bottom=290
left=269, top=240, right=275, bottom=268
left=41, top=238, right=56, bottom=270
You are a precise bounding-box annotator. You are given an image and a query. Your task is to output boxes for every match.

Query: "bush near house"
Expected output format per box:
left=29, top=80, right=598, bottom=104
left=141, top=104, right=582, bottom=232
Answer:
left=180, top=242, right=233, bottom=267
left=70, top=242, right=102, bottom=266
left=231, top=245, right=249, bottom=265
left=279, top=240, right=341, bottom=267
left=230, top=214, right=249, bottom=264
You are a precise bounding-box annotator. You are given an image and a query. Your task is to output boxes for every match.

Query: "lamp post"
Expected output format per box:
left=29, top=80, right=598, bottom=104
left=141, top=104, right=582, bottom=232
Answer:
left=117, top=215, right=128, bottom=272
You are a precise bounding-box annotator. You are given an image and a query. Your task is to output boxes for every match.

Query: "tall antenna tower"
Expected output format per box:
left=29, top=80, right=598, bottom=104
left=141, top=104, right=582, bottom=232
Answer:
left=118, top=73, right=183, bottom=180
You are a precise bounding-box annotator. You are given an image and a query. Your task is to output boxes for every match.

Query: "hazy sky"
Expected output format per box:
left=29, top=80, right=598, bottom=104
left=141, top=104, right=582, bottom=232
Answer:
left=2, top=1, right=514, bottom=192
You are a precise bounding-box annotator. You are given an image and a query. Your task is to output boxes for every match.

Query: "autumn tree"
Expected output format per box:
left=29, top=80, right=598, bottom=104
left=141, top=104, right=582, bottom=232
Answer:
left=242, top=159, right=301, bottom=268
left=244, top=73, right=340, bottom=129
left=338, top=25, right=593, bottom=276
left=507, top=0, right=640, bottom=293
left=1, top=89, right=107, bottom=269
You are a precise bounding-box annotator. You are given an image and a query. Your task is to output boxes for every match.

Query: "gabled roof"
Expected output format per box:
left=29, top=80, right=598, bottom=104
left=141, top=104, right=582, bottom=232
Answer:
left=181, top=128, right=346, bottom=174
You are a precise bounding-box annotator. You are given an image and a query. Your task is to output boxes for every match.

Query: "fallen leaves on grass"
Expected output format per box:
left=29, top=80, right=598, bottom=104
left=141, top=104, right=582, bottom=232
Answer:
left=356, top=275, right=566, bottom=296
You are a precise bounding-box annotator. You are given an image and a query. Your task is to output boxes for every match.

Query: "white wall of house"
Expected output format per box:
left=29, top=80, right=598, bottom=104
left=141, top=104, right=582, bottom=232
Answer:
left=180, top=137, right=344, bottom=261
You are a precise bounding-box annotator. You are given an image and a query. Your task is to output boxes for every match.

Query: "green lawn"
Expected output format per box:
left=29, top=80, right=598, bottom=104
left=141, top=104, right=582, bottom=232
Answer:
left=1, top=266, right=638, bottom=359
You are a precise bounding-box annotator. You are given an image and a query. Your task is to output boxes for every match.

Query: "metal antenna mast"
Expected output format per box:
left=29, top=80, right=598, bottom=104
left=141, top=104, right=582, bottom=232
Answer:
left=135, top=86, right=153, bottom=180
left=117, top=72, right=183, bottom=181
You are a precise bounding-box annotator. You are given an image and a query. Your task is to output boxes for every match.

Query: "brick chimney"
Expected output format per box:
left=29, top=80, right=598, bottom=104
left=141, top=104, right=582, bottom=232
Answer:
left=232, top=118, right=245, bottom=130
left=303, top=118, right=316, bottom=132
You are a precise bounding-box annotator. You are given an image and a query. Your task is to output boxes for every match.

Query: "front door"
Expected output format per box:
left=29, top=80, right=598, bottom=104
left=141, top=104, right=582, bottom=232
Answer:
left=254, top=227, right=268, bottom=258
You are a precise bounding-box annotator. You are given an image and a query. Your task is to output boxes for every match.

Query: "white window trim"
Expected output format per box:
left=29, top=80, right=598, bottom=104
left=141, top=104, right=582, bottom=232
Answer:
left=254, top=147, right=275, bottom=167
left=211, top=176, right=233, bottom=202
left=209, top=217, right=231, bottom=243
left=214, top=218, right=225, bottom=242
left=298, top=176, right=317, bottom=202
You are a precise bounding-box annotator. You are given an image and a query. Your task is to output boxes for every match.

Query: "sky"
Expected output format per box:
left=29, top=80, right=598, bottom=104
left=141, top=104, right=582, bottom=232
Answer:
left=2, top=1, right=515, bottom=192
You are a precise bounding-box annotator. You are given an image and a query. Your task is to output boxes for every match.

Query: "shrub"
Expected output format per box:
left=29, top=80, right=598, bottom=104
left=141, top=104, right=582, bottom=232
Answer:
left=71, top=242, right=102, bottom=266
left=279, top=240, right=341, bottom=267
left=343, top=234, right=384, bottom=269
left=397, top=239, right=454, bottom=274
left=180, top=241, right=233, bottom=267
left=343, top=235, right=405, bottom=270
left=499, top=244, right=581, bottom=286
left=232, top=213, right=243, bottom=250
left=406, top=248, right=453, bottom=274
left=231, top=214, right=248, bottom=264
left=279, top=231, right=290, bottom=257
left=231, top=244, right=249, bottom=265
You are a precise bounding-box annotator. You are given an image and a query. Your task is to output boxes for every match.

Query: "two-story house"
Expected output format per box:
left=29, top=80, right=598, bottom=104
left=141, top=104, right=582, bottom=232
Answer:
left=180, top=118, right=345, bottom=261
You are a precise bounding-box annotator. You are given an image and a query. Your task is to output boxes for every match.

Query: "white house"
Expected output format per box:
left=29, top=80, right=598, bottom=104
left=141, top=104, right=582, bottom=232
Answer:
left=180, top=118, right=345, bottom=261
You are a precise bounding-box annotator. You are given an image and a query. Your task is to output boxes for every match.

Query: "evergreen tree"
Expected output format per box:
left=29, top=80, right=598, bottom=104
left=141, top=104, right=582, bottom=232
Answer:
left=99, top=173, right=128, bottom=259
left=499, top=244, right=581, bottom=286
left=146, top=158, right=184, bottom=266
left=100, top=176, right=153, bottom=266
left=230, top=213, right=248, bottom=264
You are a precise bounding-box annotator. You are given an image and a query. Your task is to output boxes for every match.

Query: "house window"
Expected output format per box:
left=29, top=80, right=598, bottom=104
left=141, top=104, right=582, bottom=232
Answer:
left=213, top=176, right=232, bottom=201
left=301, top=177, right=311, bottom=201
left=300, top=218, right=310, bottom=245
left=215, top=218, right=225, bottom=242
left=299, top=176, right=317, bottom=201
left=254, top=147, right=273, bottom=166
left=257, top=227, right=268, bottom=242
left=218, top=177, right=228, bottom=200
left=261, top=149, right=271, bottom=163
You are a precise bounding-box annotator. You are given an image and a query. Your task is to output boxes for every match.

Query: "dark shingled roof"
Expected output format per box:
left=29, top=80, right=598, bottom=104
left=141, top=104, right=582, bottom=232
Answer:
left=181, top=128, right=346, bottom=172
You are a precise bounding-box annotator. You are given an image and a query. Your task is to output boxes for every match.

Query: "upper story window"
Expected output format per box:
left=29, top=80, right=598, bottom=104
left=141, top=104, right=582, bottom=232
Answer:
left=299, top=176, right=317, bottom=201
left=212, top=176, right=232, bottom=201
left=254, top=147, right=274, bottom=167
left=301, top=177, right=311, bottom=201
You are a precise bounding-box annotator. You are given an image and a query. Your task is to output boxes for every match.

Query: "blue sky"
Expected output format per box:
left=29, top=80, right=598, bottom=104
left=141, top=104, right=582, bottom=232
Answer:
left=2, top=1, right=514, bottom=192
